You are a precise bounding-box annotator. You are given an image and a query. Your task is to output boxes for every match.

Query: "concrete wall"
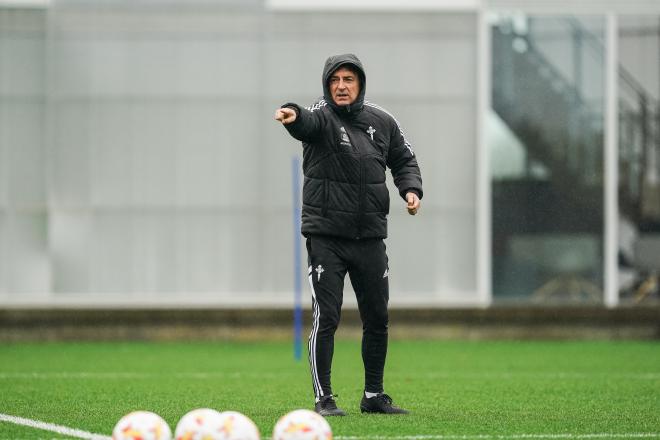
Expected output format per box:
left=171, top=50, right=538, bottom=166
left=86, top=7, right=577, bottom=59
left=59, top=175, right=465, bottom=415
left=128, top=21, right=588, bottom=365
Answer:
left=0, top=9, right=48, bottom=297
left=0, top=2, right=480, bottom=306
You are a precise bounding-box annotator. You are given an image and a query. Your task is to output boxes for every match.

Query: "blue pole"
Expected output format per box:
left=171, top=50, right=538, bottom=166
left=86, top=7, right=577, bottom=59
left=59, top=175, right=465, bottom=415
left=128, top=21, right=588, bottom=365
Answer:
left=292, top=156, right=303, bottom=361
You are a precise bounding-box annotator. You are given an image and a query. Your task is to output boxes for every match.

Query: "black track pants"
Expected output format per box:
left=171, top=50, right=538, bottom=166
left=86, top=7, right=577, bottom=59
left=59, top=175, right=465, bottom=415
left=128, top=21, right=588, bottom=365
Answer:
left=306, top=235, right=389, bottom=400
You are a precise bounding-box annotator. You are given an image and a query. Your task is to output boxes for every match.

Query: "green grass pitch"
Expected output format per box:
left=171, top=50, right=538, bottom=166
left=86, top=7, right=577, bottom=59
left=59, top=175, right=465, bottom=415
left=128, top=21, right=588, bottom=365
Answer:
left=0, top=340, right=659, bottom=439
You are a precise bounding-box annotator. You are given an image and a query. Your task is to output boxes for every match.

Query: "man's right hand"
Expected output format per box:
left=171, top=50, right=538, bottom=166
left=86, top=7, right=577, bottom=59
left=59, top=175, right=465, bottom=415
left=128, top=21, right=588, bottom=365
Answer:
left=274, top=107, right=297, bottom=125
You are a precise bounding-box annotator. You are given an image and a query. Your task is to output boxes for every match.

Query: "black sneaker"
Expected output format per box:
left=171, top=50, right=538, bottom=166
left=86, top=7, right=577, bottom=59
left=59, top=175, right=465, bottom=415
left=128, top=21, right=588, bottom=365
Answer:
left=360, top=393, right=409, bottom=414
left=315, top=395, right=346, bottom=417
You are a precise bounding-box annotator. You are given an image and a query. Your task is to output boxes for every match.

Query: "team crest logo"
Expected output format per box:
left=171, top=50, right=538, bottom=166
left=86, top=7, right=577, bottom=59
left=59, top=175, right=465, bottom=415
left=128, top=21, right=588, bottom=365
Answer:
left=315, top=265, right=325, bottom=281
left=367, top=126, right=376, bottom=141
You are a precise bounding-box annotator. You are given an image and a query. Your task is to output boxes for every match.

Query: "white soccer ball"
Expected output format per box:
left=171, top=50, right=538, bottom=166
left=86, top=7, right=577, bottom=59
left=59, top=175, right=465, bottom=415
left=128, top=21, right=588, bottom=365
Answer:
left=175, top=408, right=259, bottom=440
left=216, top=411, right=261, bottom=440
left=174, top=408, right=223, bottom=440
left=112, top=410, right=172, bottom=440
left=272, top=409, right=332, bottom=440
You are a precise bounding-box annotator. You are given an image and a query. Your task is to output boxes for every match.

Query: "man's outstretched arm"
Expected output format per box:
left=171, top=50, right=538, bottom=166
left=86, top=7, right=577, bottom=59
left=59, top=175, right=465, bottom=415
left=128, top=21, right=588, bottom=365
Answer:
left=274, top=103, right=324, bottom=143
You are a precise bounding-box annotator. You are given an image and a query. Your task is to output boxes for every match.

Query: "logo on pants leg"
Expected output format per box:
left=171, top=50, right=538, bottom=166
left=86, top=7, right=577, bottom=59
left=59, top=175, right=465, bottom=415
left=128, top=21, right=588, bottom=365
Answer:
left=315, top=265, right=325, bottom=281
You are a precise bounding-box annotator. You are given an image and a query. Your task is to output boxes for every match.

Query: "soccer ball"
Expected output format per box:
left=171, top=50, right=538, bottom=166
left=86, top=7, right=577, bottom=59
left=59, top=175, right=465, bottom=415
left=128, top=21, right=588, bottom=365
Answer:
left=175, top=408, right=223, bottom=440
left=175, top=408, right=259, bottom=440
left=112, top=411, right=172, bottom=440
left=272, top=409, right=332, bottom=440
left=216, top=411, right=261, bottom=440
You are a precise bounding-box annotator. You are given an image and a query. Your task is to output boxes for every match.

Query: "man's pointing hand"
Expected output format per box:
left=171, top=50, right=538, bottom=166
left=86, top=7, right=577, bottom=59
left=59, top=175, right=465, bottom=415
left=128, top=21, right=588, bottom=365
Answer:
left=275, top=107, right=297, bottom=125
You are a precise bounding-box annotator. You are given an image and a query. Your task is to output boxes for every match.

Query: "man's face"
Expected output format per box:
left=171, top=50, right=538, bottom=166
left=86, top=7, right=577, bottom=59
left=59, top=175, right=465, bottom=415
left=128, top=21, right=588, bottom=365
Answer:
left=329, top=67, right=360, bottom=106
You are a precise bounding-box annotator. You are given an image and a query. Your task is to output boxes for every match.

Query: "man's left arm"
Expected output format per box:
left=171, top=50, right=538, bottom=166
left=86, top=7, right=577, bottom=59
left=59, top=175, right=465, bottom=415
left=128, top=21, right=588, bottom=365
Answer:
left=387, top=122, right=423, bottom=215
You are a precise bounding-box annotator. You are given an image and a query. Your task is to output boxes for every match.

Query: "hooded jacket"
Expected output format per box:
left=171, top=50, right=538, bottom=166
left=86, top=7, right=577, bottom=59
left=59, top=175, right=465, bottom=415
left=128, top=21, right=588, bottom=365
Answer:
left=282, top=53, right=423, bottom=240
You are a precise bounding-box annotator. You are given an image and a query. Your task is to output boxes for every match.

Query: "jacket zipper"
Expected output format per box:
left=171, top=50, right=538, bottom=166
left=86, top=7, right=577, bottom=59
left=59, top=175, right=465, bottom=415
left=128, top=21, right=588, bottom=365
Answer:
left=345, top=124, right=363, bottom=239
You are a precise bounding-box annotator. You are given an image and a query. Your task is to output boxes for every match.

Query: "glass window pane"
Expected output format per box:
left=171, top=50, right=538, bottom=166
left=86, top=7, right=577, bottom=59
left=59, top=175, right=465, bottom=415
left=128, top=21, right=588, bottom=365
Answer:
left=617, top=15, right=660, bottom=305
left=490, top=14, right=606, bottom=304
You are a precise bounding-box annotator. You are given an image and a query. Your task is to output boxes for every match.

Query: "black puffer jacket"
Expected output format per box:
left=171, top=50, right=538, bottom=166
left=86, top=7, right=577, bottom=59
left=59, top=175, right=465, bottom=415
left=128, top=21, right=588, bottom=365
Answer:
left=282, top=53, right=423, bottom=239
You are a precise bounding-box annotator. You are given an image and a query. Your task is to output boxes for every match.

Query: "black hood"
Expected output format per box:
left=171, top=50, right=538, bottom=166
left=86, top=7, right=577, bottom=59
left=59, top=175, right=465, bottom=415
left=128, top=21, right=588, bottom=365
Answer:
left=322, top=53, right=366, bottom=118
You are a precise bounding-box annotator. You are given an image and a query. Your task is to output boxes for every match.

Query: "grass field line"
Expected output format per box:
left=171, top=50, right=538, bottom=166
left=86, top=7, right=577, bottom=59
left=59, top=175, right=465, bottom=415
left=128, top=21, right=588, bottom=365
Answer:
left=418, top=372, right=660, bottom=380
left=335, top=435, right=660, bottom=440
left=0, top=413, right=110, bottom=440
left=0, top=371, right=658, bottom=380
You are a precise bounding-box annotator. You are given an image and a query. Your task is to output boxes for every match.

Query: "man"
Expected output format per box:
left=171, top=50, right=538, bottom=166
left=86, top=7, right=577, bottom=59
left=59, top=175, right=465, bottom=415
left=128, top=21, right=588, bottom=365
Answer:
left=274, top=54, right=423, bottom=416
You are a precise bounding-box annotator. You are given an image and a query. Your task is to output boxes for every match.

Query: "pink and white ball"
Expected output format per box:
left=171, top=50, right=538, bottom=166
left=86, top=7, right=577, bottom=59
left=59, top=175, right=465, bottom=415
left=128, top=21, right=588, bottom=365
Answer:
left=272, top=409, right=332, bottom=440
left=175, top=409, right=260, bottom=440
left=112, top=411, right=172, bottom=440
